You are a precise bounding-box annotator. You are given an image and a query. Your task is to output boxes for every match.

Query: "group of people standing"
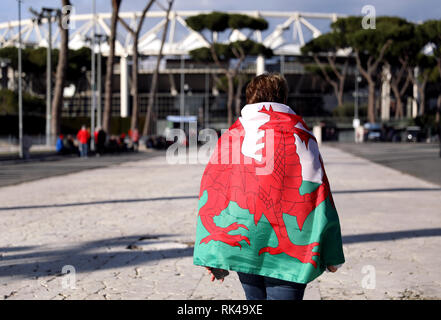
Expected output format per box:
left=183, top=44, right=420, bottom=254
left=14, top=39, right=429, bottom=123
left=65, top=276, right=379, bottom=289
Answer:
left=56, top=125, right=140, bottom=158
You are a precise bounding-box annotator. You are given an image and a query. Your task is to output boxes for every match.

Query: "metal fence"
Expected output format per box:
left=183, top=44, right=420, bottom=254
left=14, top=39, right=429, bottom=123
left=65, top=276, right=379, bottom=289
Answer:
left=62, top=92, right=328, bottom=124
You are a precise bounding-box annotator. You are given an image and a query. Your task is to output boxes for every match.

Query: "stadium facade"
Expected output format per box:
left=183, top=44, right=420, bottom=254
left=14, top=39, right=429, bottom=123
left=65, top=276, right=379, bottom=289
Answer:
left=0, top=10, right=367, bottom=135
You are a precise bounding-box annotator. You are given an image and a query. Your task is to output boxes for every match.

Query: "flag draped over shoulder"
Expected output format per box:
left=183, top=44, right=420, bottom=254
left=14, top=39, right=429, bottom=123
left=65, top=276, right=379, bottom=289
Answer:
left=193, top=102, right=345, bottom=284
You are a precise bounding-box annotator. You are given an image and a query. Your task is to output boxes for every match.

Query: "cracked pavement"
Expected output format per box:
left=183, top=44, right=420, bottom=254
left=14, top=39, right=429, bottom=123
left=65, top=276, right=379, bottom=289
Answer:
left=0, top=146, right=440, bottom=300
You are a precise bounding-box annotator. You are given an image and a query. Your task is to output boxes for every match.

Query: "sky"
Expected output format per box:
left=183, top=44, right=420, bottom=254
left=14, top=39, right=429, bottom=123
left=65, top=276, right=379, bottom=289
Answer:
left=1, top=0, right=440, bottom=24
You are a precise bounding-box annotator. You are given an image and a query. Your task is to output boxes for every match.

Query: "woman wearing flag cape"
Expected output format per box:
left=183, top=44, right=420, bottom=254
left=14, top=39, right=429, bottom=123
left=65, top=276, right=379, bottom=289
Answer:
left=193, top=73, right=345, bottom=300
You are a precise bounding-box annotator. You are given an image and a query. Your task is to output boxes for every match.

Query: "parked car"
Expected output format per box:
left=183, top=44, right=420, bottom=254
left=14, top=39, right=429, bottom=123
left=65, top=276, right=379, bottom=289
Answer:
left=364, top=123, right=383, bottom=142
left=405, top=126, right=424, bottom=142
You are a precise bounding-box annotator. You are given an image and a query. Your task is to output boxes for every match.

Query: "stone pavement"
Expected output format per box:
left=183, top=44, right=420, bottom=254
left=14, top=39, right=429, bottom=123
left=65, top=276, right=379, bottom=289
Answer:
left=0, top=145, right=440, bottom=300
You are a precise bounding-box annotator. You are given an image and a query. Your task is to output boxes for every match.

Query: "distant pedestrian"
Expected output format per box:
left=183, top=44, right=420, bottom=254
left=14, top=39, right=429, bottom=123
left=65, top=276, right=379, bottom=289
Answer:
left=130, top=128, right=140, bottom=152
left=77, top=125, right=90, bottom=158
left=56, top=134, right=65, bottom=154
left=64, top=134, right=78, bottom=155
left=96, top=127, right=107, bottom=156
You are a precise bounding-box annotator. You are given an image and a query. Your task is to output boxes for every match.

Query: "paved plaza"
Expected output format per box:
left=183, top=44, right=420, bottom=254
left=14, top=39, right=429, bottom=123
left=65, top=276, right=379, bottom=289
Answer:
left=0, top=145, right=440, bottom=300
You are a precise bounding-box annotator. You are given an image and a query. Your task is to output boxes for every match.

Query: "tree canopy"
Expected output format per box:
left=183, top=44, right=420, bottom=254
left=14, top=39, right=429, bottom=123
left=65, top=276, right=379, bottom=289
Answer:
left=186, top=11, right=272, bottom=125
left=190, top=39, right=272, bottom=63
left=0, top=46, right=92, bottom=85
left=186, top=11, right=268, bottom=33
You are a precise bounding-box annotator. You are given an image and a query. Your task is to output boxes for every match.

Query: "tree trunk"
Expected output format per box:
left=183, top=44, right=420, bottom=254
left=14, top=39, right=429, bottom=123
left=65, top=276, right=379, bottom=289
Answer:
left=118, top=0, right=154, bottom=132
left=389, top=59, right=410, bottom=119
left=102, top=0, right=122, bottom=134
left=337, top=61, right=348, bottom=108
left=419, top=80, right=427, bottom=116
left=313, top=54, right=343, bottom=108
left=391, top=82, right=403, bottom=119
left=354, top=41, right=392, bottom=124
left=226, top=72, right=234, bottom=126
left=51, top=0, right=71, bottom=140
left=234, top=74, right=244, bottom=117
left=437, top=60, right=441, bottom=157
left=329, top=57, right=347, bottom=108
left=437, top=94, right=441, bottom=158
left=367, top=80, right=376, bottom=123
left=130, top=43, right=139, bottom=130
left=336, top=83, right=344, bottom=108
left=142, top=0, right=173, bottom=137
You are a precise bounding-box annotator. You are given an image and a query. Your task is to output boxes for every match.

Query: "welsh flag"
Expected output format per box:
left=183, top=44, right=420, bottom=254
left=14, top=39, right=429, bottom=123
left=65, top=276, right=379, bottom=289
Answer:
left=193, top=102, right=345, bottom=284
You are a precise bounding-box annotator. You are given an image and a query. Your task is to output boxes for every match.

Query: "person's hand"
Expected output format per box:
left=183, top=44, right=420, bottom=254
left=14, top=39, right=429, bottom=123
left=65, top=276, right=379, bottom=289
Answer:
left=327, top=265, right=338, bottom=273
left=205, top=267, right=224, bottom=283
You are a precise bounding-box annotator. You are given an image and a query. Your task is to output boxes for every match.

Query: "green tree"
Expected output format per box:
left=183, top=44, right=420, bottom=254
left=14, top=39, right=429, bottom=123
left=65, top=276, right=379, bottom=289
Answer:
left=0, top=89, right=45, bottom=116
left=332, top=16, right=403, bottom=123
left=381, top=20, right=422, bottom=119
left=407, top=53, right=438, bottom=116
left=302, top=31, right=349, bottom=109
left=418, top=19, right=441, bottom=144
left=186, top=12, right=271, bottom=126
left=419, top=20, right=441, bottom=80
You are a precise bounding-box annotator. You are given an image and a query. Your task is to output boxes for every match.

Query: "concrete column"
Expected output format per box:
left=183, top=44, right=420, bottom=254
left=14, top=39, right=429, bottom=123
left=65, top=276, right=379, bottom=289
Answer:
left=256, top=55, right=265, bottom=76
left=381, top=64, right=391, bottom=121
left=313, top=125, right=322, bottom=146
left=120, top=55, right=129, bottom=118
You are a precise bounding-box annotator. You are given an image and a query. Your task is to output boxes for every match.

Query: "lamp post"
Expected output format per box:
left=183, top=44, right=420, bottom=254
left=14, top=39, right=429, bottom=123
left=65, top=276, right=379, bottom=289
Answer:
left=204, top=68, right=209, bottom=129
left=30, top=7, right=59, bottom=146
left=180, top=55, right=185, bottom=131
left=354, top=67, right=360, bottom=121
left=90, top=0, right=96, bottom=151
left=17, top=0, right=23, bottom=158
left=85, top=33, right=108, bottom=138
left=353, top=68, right=362, bottom=127
left=95, top=34, right=108, bottom=129
left=353, top=67, right=362, bottom=142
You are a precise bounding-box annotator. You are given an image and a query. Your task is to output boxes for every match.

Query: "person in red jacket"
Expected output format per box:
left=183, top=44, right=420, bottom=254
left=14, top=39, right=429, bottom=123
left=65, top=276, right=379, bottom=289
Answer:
left=77, top=125, right=91, bottom=158
left=130, top=128, right=140, bottom=152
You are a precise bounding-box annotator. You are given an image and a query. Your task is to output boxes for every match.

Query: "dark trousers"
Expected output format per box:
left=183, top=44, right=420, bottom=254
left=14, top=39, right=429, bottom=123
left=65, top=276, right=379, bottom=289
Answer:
left=79, top=143, right=88, bottom=157
left=237, top=272, right=306, bottom=300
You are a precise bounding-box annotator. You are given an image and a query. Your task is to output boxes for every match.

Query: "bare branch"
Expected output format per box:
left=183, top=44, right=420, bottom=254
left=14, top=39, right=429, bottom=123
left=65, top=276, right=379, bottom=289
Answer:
left=118, top=17, right=135, bottom=35
left=354, top=49, right=370, bottom=81
left=209, top=44, right=228, bottom=73
left=327, top=55, right=342, bottom=81
left=313, top=54, right=337, bottom=88
left=135, top=0, right=155, bottom=37
left=232, top=46, right=246, bottom=75
left=399, top=71, right=411, bottom=97
left=371, top=39, right=393, bottom=72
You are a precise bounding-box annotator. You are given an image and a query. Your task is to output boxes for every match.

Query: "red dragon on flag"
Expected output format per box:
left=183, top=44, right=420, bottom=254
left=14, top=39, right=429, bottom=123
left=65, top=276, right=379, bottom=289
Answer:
left=193, top=102, right=344, bottom=283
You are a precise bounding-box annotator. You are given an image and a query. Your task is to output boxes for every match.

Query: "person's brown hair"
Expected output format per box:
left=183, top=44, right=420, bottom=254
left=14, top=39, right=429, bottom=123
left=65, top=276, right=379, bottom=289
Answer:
left=246, top=73, right=289, bottom=105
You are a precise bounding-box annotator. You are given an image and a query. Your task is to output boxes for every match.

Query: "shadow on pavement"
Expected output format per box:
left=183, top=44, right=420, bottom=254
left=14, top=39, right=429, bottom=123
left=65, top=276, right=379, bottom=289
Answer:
left=0, top=234, right=193, bottom=279
left=2, top=186, right=440, bottom=211
left=0, top=195, right=198, bottom=211
left=342, top=228, right=441, bottom=244
left=2, top=228, right=441, bottom=279
left=0, top=246, right=37, bottom=253
left=334, top=187, right=441, bottom=194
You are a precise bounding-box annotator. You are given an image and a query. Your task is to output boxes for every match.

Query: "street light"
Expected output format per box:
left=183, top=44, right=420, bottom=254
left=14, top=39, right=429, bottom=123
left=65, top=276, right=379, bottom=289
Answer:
left=95, top=34, right=108, bottom=129
left=353, top=67, right=362, bottom=128
left=180, top=55, right=185, bottom=131
left=85, top=33, right=108, bottom=131
left=30, top=6, right=60, bottom=146
left=90, top=0, right=96, bottom=152
left=17, top=0, right=23, bottom=158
